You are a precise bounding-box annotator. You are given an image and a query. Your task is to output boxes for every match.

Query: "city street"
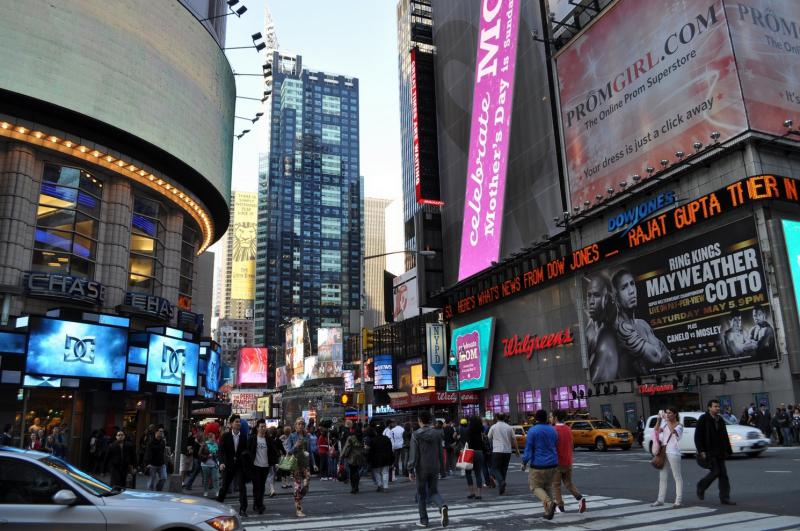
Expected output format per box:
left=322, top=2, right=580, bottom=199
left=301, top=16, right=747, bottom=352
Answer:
left=212, top=447, right=800, bottom=530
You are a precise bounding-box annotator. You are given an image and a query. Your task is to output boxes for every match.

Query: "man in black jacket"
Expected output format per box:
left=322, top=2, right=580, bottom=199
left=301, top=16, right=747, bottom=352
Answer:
left=104, top=431, right=136, bottom=488
left=144, top=427, right=167, bottom=491
left=216, top=415, right=249, bottom=517
left=694, top=399, right=735, bottom=504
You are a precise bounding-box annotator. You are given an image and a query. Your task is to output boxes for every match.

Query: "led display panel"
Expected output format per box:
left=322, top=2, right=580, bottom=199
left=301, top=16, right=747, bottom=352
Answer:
left=146, top=334, right=199, bottom=387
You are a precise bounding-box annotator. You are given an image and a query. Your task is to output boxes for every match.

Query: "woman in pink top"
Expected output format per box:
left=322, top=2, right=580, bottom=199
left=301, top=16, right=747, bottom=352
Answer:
left=652, top=406, right=683, bottom=508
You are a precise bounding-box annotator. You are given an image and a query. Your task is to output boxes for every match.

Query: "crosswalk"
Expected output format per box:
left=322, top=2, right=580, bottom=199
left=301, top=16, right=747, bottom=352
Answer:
left=239, top=494, right=800, bottom=530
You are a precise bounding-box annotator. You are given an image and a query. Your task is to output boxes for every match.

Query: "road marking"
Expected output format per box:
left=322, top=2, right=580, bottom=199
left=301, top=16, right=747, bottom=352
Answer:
left=553, top=506, right=709, bottom=531
left=764, top=470, right=791, bottom=473
left=634, top=510, right=776, bottom=531
left=701, top=515, right=800, bottom=531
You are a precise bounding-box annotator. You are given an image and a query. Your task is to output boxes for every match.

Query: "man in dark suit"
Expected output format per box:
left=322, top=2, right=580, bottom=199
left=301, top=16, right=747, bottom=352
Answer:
left=216, top=414, right=249, bottom=516
left=694, top=399, right=735, bottom=505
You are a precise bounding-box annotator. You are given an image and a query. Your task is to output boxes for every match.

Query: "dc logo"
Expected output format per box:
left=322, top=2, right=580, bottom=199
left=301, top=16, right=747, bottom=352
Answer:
left=161, top=345, right=186, bottom=380
left=64, top=335, right=96, bottom=364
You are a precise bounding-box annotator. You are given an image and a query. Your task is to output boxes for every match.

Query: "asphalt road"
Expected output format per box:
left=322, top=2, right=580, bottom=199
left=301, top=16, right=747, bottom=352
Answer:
left=223, top=445, right=800, bottom=530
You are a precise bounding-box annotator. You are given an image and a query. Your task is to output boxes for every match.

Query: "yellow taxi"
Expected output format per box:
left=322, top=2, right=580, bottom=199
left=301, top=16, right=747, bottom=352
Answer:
left=565, top=419, right=633, bottom=451
left=511, top=425, right=530, bottom=449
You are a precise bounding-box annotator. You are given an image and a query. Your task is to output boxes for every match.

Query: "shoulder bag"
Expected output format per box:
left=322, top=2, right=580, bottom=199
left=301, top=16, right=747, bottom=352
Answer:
left=650, top=431, right=673, bottom=470
left=456, top=442, right=474, bottom=470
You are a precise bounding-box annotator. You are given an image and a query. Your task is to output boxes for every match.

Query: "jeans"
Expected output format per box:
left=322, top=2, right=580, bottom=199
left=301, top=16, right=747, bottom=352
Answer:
left=349, top=464, right=361, bottom=492
left=319, top=453, right=328, bottom=477
left=416, top=472, right=444, bottom=525
left=781, top=427, right=793, bottom=446
left=491, top=452, right=512, bottom=492
left=252, top=465, right=270, bottom=509
left=147, top=464, right=167, bottom=491
left=464, top=449, right=485, bottom=487
left=552, top=465, right=582, bottom=506
left=201, top=464, right=219, bottom=494
left=657, top=453, right=683, bottom=504
left=528, top=467, right=556, bottom=506
left=372, top=466, right=389, bottom=489
left=327, top=455, right=337, bottom=479
left=183, top=458, right=202, bottom=488
left=697, top=455, right=731, bottom=501
left=392, top=448, right=406, bottom=479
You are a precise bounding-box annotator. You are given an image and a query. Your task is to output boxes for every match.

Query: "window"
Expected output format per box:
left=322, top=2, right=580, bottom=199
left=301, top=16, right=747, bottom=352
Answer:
left=128, top=196, right=164, bottom=294
left=549, top=385, right=587, bottom=411
left=321, top=217, right=341, bottom=239
left=322, top=124, right=341, bottom=144
left=0, top=458, right=66, bottom=504
left=33, top=164, right=102, bottom=278
left=322, top=95, right=341, bottom=115
left=517, top=389, right=542, bottom=413
left=683, top=416, right=698, bottom=428
left=462, top=404, right=480, bottom=418
left=321, top=186, right=340, bottom=207
left=180, top=218, right=197, bottom=300
left=321, top=250, right=341, bottom=272
left=571, top=422, right=592, bottom=431
left=486, top=393, right=510, bottom=414
left=321, top=155, right=341, bottom=175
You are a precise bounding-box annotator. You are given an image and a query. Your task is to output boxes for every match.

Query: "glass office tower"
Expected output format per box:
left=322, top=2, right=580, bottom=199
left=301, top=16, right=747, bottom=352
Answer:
left=255, top=53, right=362, bottom=351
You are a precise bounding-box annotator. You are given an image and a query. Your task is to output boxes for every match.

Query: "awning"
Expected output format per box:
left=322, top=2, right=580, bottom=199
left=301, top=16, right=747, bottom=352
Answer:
left=390, top=391, right=480, bottom=409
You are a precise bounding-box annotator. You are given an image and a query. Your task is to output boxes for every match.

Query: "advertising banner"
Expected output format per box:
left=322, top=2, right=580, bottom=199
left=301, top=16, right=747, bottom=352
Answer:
left=343, top=370, right=354, bottom=391
left=725, top=0, right=800, bottom=137
left=291, top=321, right=305, bottom=387
left=206, top=346, right=221, bottom=392
left=393, top=268, right=419, bottom=321
left=230, top=390, right=262, bottom=415
left=426, top=322, right=447, bottom=377
left=586, top=218, right=777, bottom=383
left=275, top=365, right=288, bottom=388
left=781, top=219, right=800, bottom=327
left=317, top=327, right=343, bottom=377
left=230, top=191, right=257, bottom=301
left=556, top=0, right=748, bottom=208
left=457, top=0, right=522, bottom=281
left=146, top=334, right=200, bottom=387
left=373, top=354, right=393, bottom=389
left=236, top=347, right=268, bottom=385
left=449, top=317, right=496, bottom=391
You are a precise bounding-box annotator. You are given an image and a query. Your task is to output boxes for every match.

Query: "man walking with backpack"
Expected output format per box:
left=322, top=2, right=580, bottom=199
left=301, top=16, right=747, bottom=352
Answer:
left=408, top=410, right=448, bottom=528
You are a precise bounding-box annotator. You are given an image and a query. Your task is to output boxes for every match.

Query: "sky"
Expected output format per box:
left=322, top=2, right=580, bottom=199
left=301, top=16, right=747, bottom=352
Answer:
left=221, top=0, right=405, bottom=272
left=225, top=0, right=403, bottom=202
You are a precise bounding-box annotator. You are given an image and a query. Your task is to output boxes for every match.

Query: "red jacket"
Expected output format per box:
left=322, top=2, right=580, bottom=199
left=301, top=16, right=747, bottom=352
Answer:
left=554, top=424, right=574, bottom=467
left=318, top=434, right=329, bottom=455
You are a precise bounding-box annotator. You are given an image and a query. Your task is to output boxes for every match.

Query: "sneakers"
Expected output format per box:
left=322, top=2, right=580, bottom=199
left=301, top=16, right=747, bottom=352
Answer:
left=416, top=523, right=428, bottom=528
left=557, top=505, right=565, bottom=513
left=673, top=503, right=683, bottom=509
left=650, top=501, right=664, bottom=507
left=544, top=501, right=556, bottom=520
left=578, top=497, right=587, bottom=513
left=440, top=506, right=449, bottom=527
left=696, top=485, right=704, bottom=500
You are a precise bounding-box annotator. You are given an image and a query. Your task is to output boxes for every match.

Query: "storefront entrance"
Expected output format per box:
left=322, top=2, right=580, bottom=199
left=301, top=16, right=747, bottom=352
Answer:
left=648, top=392, right=701, bottom=415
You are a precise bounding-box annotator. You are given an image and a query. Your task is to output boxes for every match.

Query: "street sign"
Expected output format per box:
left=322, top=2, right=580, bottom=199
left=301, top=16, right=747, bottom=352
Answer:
left=426, top=322, right=446, bottom=377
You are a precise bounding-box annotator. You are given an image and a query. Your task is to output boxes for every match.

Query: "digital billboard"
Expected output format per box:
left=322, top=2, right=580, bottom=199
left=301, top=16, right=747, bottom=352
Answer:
left=458, top=0, right=522, bottom=280
left=26, top=317, right=127, bottom=380
left=373, top=354, right=393, bottom=390
left=725, top=0, right=800, bottom=137
left=276, top=365, right=288, bottom=388
left=782, top=219, right=800, bottom=329
left=317, top=327, right=343, bottom=377
left=230, top=191, right=257, bottom=301
left=146, top=334, right=200, bottom=387
left=556, top=0, right=748, bottom=209
left=450, top=317, right=495, bottom=391
left=0, top=331, right=25, bottom=354
left=393, top=268, right=419, bottom=321
left=128, top=346, right=148, bottom=365
left=586, top=218, right=777, bottom=383
left=205, top=345, right=221, bottom=392
left=236, top=347, right=268, bottom=385
left=290, top=321, right=306, bottom=388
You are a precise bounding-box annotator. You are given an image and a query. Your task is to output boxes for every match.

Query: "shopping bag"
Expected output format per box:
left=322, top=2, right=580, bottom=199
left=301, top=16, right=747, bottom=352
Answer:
left=456, top=443, right=474, bottom=471
left=277, top=455, right=297, bottom=472
left=336, top=463, right=347, bottom=482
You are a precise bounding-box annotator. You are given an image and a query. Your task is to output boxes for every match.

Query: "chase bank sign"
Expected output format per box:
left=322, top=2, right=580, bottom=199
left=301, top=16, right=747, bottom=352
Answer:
left=608, top=191, right=676, bottom=235
left=24, top=272, right=105, bottom=305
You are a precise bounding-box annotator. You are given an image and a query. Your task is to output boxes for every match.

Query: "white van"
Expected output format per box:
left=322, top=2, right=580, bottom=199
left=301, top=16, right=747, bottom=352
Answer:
left=643, top=411, right=770, bottom=457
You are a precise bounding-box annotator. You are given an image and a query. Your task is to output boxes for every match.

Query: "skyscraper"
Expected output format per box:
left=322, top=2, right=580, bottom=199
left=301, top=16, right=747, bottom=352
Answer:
left=364, top=197, right=391, bottom=329
left=396, top=0, right=443, bottom=305
left=255, top=52, right=362, bottom=351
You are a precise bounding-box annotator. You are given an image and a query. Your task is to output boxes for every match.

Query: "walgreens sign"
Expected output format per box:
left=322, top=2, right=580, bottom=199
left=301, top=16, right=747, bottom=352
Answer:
left=458, top=0, right=521, bottom=281
left=502, top=327, right=575, bottom=360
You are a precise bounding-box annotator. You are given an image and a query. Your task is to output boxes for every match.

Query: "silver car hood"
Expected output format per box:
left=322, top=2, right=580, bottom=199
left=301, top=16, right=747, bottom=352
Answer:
left=100, top=489, right=236, bottom=520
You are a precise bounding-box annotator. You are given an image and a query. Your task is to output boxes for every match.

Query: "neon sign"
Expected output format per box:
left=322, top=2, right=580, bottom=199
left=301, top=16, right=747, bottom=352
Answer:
left=501, top=327, right=574, bottom=359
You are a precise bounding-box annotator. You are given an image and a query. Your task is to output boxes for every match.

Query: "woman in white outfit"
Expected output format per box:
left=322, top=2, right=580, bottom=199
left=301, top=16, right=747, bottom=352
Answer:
left=652, top=406, right=683, bottom=508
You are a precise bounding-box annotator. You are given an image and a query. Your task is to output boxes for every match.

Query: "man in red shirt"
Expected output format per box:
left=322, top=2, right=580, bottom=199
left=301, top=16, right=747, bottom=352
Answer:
left=553, top=410, right=587, bottom=513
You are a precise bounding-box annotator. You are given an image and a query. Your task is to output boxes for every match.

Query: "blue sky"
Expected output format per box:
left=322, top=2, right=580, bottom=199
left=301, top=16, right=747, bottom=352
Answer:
left=225, top=0, right=402, bottom=202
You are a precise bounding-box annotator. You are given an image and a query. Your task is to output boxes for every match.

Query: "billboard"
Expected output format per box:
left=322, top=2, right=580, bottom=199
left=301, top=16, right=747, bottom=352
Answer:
left=206, top=344, right=222, bottom=392
left=26, top=317, right=127, bottom=380
left=556, top=0, right=748, bottom=208
left=781, top=219, right=800, bottom=328
left=458, top=0, right=522, bottom=281
left=343, top=370, right=355, bottom=391
left=586, top=218, right=776, bottom=383
left=236, top=347, right=268, bottom=385
left=725, top=0, right=800, bottom=137
left=0, top=331, right=25, bottom=354
left=275, top=365, right=288, bottom=388
left=450, top=317, right=496, bottom=391
left=230, top=191, right=257, bottom=301
left=286, top=321, right=306, bottom=388
left=393, top=268, right=419, bottom=321
left=146, top=334, right=200, bottom=387
left=317, top=327, right=344, bottom=377
left=373, top=354, right=393, bottom=390
left=230, top=390, right=261, bottom=415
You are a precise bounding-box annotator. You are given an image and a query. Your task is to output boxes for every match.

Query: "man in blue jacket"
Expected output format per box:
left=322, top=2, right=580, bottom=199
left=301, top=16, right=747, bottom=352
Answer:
left=521, top=409, right=558, bottom=520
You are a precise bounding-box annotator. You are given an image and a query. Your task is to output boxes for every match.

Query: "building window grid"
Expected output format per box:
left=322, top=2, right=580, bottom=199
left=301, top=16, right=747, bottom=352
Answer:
left=549, top=385, right=588, bottom=412
left=128, top=195, right=165, bottom=295
left=516, top=389, right=543, bottom=413
left=485, top=393, right=510, bottom=414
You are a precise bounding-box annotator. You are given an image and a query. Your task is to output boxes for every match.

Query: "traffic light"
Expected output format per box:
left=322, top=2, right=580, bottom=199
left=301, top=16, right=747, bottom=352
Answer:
left=356, top=391, right=365, bottom=405
left=361, top=328, right=374, bottom=350
left=341, top=393, right=350, bottom=405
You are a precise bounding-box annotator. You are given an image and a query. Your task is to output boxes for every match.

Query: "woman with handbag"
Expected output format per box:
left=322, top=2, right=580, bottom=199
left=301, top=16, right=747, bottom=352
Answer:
left=651, top=407, right=683, bottom=508
left=287, top=418, right=312, bottom=517
left=463, top=416, right=486, bottom=500
left=341, top=428, right=366, bottom=494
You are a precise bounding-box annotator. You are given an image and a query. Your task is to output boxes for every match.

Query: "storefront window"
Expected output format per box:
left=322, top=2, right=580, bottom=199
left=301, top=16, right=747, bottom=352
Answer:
left=128, top=196, right=164, bottom=294
left=33, top=164, right=102, bottom=278
left=485, top=393, right=510, bottom=414
left=462, top=403, right=480, bottom=418
left=517, top=389, right=542, bottom=413
left=549, top=384, right=588, bottom=411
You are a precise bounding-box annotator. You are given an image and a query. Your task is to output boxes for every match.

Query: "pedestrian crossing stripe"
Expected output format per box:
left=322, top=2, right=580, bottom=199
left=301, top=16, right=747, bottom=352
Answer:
left=241, top=495, right=800, bottom=531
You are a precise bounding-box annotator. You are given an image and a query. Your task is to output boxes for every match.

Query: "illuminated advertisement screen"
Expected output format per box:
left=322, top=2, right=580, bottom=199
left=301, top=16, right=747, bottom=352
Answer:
left=0, top=331, right=25, bottom=354
left=26, top=317, right=127, bottom=380
left=275, top=365, right=288, bottom=388
left=782, top=219, right=800, bottom=328
left=587, top=218, right=776, bottom=383
left=458, top=0, right=522, bottom=281
left=230, top=191, right=257, bottom=301
left=146, top=334, right=200, bottom=387
left=449, top=317, right=495, bottom=391
left=290, top=321, right=305, bottom=388
left=317, top=327, right=343, bottom=377
left=206, top=345, right=221, bottom=392
left=556, top=0, right=747, bottom=209
left=128, top=346, right=148, bottom=365
left=411, top=363, right=435, bottom=394
left=373, top=354, right=393, bottom=390
left=343, top=370, right=354, bottom=391
left=236, top=347, right=268, bottom=385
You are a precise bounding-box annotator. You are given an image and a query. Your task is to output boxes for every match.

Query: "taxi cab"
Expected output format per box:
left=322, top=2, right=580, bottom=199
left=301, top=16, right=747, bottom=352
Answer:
left=511, top=425, right=530, bottom=449
left=565, top=419, right=633, bottom=451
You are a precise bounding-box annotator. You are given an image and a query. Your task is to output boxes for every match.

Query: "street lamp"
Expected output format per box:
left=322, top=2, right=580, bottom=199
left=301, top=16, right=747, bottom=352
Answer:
left=358, top=249, right=436, bottom=423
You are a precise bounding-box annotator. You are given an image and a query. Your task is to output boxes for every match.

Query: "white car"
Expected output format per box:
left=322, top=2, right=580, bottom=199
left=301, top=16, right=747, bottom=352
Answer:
left=643, top=411, right=770, bottom=457
left=0, top=446, right=241, bottom=530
